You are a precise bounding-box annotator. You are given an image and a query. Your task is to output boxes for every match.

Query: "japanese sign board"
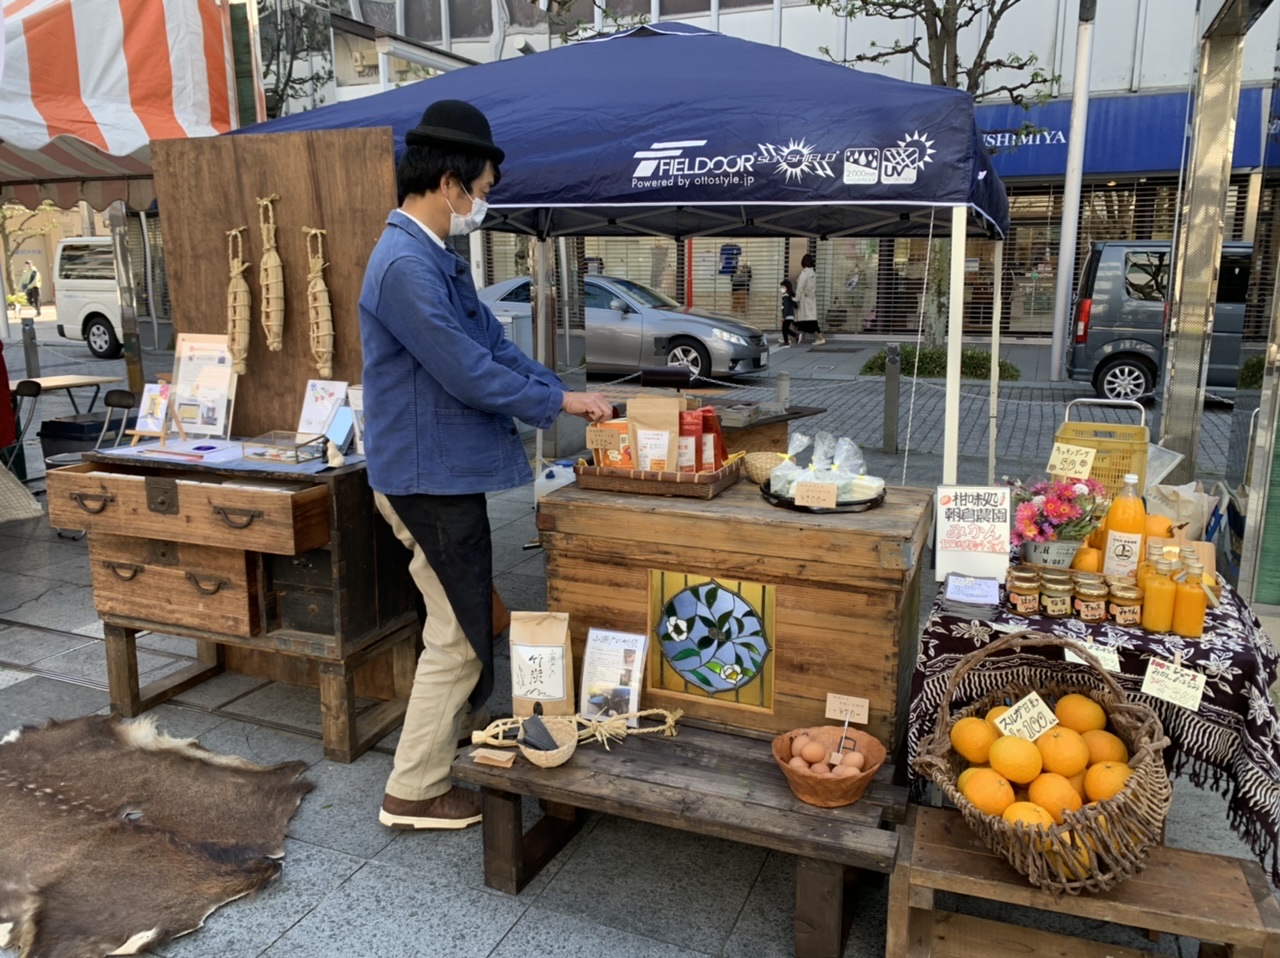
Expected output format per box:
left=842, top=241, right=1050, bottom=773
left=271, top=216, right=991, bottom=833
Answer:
left=993, top=691, right=1060, bottom=741
left=935, top=486, right=1011, bottom=583
left=1142, top=657, right=1205, bottom=711
left=1047, top=442, right=1097, bottom=481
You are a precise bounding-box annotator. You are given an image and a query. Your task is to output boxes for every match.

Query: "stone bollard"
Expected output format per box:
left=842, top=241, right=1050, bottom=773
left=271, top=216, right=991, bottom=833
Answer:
left=884, top=343, right=899, bottom=454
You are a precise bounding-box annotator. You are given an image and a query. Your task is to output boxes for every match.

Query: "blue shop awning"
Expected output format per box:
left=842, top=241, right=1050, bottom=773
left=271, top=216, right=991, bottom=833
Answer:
left=976, top=87, right=1265, bottom=180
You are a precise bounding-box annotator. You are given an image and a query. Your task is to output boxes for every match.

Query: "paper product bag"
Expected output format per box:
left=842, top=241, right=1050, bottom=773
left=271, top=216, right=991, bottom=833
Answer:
left=627, top=396, right=682, bottom=472
left=1146, top=481, right=1216, bottom=541
left=510, top=611, right=575, bottom=718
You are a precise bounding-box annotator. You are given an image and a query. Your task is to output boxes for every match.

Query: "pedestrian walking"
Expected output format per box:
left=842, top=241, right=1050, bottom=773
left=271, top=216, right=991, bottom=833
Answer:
left=796, top=253, right=824, bottom=345
left=730, top=258, right=752, bottom=316
left=19, top=261, right=41, bottom=316
left=358, top=99, right=613, bottom=832
left=778, top=278, right=798, bottom=347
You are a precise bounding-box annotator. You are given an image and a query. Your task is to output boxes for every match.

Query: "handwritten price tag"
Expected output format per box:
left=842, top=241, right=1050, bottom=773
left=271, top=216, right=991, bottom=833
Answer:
left=1064, top=641, right=1122, bottom=673
left=993, top=691, right=1060, bottom=741
left=793, top=482, right=838, bottom=509
left=586, top=425, right=621, bottom=451
left=1142, top=657, right=1205, bottom=711
left=1047, top=442, right=1097, bottom=480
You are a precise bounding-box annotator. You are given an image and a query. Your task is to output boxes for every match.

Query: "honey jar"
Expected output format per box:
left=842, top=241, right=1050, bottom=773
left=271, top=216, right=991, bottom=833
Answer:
left=1006, top=571, right=1041, bottom=616
left=1108, top=584, right=1143, bottom=627
left=1074, top=582, right=1109, bottom=624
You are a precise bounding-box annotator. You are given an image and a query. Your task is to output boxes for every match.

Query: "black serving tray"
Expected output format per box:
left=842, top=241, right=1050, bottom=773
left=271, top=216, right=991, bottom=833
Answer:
left=758, top=481, right=886, bottom=514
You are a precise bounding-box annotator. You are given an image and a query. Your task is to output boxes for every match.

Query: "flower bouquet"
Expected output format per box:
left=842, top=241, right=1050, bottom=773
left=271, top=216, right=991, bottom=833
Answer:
left=1009, top=477, right=1110, bottom=567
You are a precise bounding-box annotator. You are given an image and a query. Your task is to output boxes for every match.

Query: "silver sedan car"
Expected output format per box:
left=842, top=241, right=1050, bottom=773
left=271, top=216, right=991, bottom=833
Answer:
left=478, top=275, right=769, bottom=378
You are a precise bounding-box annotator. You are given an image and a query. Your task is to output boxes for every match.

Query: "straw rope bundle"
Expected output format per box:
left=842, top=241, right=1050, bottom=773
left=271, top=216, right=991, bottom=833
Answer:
left=913, top=630, right=1171, bottom=897
left=303, top=228, right=334, bottom=378
left=225, top=228, right=251, bottom=375
left=470, top=708, right=683, bottom=755
left=256, top=195, right=284, bottom=351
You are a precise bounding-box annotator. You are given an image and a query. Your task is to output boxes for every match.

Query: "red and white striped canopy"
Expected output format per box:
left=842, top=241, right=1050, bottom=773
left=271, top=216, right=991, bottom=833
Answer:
left=0, top=0, right=240, bottom=210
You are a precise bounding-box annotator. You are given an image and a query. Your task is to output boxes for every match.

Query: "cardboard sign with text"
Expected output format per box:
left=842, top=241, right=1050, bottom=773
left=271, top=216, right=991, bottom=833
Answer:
left=994, top=691, right=1059, bottom=741
left=1142, top=657, right=1205, bottom=711
left=1047, top=442, right=1097, bottom=481
left=935, top=486, right=1011, bottom=583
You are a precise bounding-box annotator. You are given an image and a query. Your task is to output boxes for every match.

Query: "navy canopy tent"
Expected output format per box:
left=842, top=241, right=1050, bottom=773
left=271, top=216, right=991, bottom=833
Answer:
left=242, top=23, right=1010, bottom=482
left=241, top=23, right=1008, bottom=242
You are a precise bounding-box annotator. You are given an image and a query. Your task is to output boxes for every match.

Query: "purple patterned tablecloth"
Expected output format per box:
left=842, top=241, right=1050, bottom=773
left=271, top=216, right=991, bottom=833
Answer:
left=907, top=581, right=1280, bottom=884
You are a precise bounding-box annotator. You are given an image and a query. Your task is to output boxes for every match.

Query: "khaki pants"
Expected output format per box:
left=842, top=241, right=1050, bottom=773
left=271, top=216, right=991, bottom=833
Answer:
left=374, top=492, right=482, bottom=802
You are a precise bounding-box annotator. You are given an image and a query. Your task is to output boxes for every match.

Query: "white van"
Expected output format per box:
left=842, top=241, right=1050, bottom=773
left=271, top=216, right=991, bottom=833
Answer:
left=54, top=237, right=122, bottom=359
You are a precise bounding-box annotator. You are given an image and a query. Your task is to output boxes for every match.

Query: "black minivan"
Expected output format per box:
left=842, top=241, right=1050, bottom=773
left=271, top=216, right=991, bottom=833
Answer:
left=1067, top=241, right=1249, bottom=400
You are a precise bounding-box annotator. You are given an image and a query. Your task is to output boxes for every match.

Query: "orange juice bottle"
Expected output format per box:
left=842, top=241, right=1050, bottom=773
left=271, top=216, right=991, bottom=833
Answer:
left=1142, top=560, right=1176, bottom=633
left=1103, top=474, right=1145, bottom=578
left=1173, top=561, right=1208, bottom=638
left=1136, top=542, right=1163, bottom=591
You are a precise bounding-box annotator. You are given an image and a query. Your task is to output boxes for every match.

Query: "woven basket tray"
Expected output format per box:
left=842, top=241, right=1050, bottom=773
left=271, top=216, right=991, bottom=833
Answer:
left=913, top=630, right=1172, bottom=897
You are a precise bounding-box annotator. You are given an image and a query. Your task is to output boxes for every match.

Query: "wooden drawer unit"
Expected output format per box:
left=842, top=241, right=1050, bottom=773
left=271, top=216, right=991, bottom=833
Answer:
left=89, top=534, right=261, bottom=637
left=47, top=462, right=330, bottom=555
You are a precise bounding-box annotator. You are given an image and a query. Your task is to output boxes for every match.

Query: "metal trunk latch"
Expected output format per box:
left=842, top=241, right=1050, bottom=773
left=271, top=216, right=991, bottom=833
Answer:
left=145, top=476, right=179, bottom=515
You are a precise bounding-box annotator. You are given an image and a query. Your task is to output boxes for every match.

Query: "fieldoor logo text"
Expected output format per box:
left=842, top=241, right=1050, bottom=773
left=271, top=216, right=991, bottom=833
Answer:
left=630, top=137, right=837, bottom=189
left=631, top=140, right=758, bottom=188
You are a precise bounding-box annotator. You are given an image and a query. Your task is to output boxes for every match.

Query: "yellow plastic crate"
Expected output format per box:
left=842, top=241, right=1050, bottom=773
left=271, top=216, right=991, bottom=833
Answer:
left=1054, top=400, right=1149, bottom=497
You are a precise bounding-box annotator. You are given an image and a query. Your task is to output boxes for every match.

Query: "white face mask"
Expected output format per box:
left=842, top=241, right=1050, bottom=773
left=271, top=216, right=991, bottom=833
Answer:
left=447, top=184, right=488, bottom=236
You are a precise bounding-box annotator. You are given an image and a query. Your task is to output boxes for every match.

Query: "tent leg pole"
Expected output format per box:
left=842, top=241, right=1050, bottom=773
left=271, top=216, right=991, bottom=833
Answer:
left=988, top=241, right=1004, bottom=485
left=943, top=207, right=966, bottom=485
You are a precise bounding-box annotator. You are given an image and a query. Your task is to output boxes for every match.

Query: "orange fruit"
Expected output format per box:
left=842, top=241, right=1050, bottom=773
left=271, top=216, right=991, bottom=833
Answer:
left=1066, top=769, right=1087, bottom=800
left=961, top=768, right=1015, bottom=817
left=950, top=716, right=1000, bottom=764
left=1028, top=772, right=1084, bottom=824
left=1145, top=515, right=1174, bottom=540
left=989, top=735, right=1043, bottom=785
left=1071, top=546, right=1102, bottom=573
left=1002, top=801, right=1055, bottom=843
left=985, top=705, right=1010, bottom=730
left=1036, top=727, right=1090, bottom=777
left=1055, top=693, right=1107, bottom=734
left=956, top=766, right=985, bottom=792
left=1084, top=762, right=1133, bottom=802
left=1049, top=831, right=1092, bottom=879
left=1081, top=729, right=1129, bottom=766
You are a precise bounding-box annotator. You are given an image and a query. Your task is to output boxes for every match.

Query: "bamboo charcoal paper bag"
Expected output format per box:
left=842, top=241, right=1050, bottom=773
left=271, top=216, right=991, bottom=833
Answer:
left=627, top=396, right=682, bottom=472
left=510, top=612, right=575, bottom=718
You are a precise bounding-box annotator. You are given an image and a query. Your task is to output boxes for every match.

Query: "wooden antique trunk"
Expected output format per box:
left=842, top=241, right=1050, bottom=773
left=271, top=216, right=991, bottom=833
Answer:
left=538, top=481, right=933, bottom=751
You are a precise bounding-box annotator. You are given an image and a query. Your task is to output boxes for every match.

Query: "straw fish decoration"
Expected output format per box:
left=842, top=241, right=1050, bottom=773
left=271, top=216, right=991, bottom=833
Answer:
left=257, top=194, right=284, bottom=350
left=304, top=227, right=334, bottom=378
left=225, top=227, right=251, bottom=375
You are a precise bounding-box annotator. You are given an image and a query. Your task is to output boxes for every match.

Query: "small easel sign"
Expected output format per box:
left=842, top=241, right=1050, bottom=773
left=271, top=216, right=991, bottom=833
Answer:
left=128, top=383, right=188, bottom=446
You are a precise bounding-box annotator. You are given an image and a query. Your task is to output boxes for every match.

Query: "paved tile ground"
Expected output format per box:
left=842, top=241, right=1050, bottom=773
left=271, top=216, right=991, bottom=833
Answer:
left=0, top=322, right=1263, bottom=956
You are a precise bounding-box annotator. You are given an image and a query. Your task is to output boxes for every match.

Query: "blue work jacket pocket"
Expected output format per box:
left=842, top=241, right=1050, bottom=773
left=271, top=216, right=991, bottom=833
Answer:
left=434, top=407, right=507, bottom=477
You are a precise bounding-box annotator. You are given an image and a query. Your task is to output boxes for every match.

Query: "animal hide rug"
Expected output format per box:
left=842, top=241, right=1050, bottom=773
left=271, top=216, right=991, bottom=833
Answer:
left=0, top=715, right=312, bottom=958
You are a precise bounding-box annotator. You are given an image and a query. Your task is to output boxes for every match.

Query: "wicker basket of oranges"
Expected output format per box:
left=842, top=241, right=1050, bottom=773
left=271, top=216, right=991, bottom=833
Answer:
left=913, top=629, right=1172, bottom=897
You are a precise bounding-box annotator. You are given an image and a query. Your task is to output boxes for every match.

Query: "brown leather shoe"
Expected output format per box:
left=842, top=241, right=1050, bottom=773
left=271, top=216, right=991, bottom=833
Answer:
left=379, top=788, right=482, bottom=830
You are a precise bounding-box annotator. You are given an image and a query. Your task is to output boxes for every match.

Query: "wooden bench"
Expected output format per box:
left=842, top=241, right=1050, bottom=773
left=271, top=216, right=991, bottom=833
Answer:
left=452, top=723, right=908, bottom=958
left=888, top=805, right=1280, bottom=957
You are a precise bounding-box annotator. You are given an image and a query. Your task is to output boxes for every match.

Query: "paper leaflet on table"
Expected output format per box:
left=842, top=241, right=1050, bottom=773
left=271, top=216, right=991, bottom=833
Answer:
left=171, top=335, right=237, bottom=439
left=935, top=486, right=1011, bottom=582
left=579, top=628, right=648, bottom=729
left=297, top=380, right=348, bottom=436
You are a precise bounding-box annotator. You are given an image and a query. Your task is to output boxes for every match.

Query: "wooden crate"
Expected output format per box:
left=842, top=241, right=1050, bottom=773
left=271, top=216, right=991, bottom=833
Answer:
left=538, top=480, right=932, bottom=749
left=888, top=806, right=1280, bottom=957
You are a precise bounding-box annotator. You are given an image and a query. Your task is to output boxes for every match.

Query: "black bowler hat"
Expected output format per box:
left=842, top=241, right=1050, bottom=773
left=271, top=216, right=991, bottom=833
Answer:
left=404, top=99, right=505, bottom=164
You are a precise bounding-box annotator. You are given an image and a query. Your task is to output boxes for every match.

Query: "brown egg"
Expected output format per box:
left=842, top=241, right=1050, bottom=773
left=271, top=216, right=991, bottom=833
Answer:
left=842, top=751, right=866, bottom=770
left=800, top=741, right=828, bottom=764
left=809, top=762, right=831, bottom=775
left=791, top=734, right=812, bottom=759
left=832, top=764, right=859, bottom=778
left=788, top=755, right=809, bottom=771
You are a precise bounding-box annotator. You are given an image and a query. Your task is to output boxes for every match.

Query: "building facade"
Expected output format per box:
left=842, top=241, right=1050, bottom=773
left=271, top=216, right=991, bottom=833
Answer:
left=275, top=0, right=1280, bottom=336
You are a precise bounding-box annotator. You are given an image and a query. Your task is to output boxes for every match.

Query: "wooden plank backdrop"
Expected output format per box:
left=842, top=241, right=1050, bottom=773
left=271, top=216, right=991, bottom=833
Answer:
left=151, top=129, right=396, bottom=438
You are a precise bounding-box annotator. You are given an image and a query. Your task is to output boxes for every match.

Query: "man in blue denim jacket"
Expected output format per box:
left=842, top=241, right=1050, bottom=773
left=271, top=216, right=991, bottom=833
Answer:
left=360, top=100, right=612, bottom=830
